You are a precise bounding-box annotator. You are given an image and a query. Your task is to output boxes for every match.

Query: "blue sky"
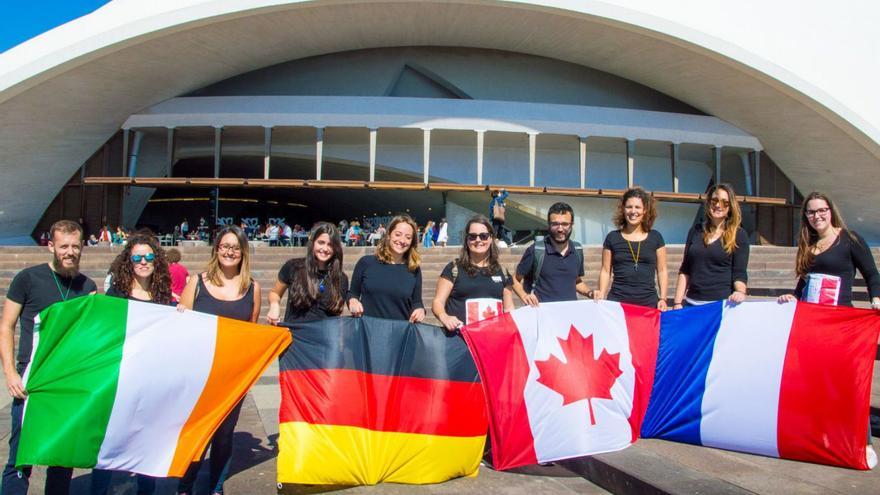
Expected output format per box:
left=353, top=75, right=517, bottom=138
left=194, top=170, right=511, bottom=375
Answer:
left=0, top=1, right=111, bottom=53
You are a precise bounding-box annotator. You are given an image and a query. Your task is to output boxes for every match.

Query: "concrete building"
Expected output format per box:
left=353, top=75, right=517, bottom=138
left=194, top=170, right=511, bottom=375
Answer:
left=1, top=1, right=878, bottom=245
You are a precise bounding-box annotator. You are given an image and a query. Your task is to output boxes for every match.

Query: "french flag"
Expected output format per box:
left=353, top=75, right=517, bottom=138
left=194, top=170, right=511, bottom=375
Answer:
left=641, top=301, right=880, bottom=470
left=461, top=301, right=660, bottom=470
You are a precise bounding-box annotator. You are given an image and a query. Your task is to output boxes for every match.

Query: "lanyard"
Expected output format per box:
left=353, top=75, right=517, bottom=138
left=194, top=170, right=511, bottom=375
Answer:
left=51, top=270, right=72, bottom=301
left=625, top=238, right=642, bottom=271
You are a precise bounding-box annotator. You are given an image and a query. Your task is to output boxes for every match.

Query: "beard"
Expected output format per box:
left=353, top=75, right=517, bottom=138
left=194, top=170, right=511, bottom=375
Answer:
left=551, top=229, right=572, bottom=245
left=52, top=253, right=81, bottom=278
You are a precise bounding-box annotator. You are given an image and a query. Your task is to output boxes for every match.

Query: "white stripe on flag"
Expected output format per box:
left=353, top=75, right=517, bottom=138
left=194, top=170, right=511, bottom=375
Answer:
left=700, top=301, right=796, bottom=457
left=96, top=302, right=217, bottom=474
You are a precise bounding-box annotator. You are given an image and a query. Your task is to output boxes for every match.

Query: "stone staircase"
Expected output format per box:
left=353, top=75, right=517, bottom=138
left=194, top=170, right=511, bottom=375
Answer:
left=1, top=245, right=877, bottom=326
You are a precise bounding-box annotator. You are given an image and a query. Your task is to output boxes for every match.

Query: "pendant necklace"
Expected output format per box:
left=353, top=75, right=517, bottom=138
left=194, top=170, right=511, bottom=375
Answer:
left=51, top=269, right=72, bottom=301
left=318, top=272, right=329, bottom=293
left=625, top=237, right=642, bottom=272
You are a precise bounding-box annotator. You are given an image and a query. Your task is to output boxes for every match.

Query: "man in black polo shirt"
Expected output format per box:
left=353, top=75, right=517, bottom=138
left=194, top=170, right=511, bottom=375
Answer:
left=0, top=220, right=97, bottom=495
left=512, top=202, right=593, bottom=306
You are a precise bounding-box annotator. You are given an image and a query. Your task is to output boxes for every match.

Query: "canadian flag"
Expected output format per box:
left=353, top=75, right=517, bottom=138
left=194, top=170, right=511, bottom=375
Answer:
left=461, top=300, right=660, bottom=469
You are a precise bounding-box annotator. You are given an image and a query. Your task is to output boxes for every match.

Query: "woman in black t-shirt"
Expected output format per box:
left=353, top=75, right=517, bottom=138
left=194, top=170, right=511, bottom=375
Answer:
left=596, top=187, right=668, bottom=309
left=348, top=215, right=425, bottom=322
left=673, top=183, right=750, bottom=309
left=778, top=192, right=880, bottom=308
left=267, top=222, right=348, bottom=324
left=432, top=215, right=514, bottom=331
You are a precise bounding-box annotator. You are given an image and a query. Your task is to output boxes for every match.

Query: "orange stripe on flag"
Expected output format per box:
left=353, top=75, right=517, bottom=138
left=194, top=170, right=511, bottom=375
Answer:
left=168, top=317, right=291, bottom=476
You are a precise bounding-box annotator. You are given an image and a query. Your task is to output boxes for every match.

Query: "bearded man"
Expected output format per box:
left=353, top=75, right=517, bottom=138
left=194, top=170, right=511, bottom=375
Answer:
left=0, top=220, right=97, bottom=495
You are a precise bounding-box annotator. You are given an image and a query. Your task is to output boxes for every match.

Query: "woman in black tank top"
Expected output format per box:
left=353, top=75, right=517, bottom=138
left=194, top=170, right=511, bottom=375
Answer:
left=176, top=226, right=260, bottom=495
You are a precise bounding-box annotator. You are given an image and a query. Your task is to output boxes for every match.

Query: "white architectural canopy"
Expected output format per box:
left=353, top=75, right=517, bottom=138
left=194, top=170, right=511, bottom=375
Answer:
left=1, top=0, right=878, bottom=243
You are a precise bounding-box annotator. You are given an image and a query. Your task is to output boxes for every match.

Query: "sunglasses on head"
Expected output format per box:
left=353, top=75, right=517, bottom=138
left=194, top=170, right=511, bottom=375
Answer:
left=466, top=232, right=492, bottom=242
left=131, top=253, right=156, bottom=263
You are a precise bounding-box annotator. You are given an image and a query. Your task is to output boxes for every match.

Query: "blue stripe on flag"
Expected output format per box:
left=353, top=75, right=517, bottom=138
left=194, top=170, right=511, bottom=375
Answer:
left=640, top=301, right=724, bottom=444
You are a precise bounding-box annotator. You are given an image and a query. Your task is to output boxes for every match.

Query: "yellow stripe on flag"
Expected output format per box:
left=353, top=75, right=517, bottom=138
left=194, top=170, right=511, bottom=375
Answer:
left=277, top=422, right=486, bottom=485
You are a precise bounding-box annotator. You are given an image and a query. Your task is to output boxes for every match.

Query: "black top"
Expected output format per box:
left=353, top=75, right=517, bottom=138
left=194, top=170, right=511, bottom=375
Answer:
left=516, top=241, right=585, bottom=302
left=7, top=264, right=96, bottom=363
left=348, top=255, right=423, bottom=320
left=440, top=261, right=512, bottom=322
left=678, top=225, right=750, bottom=301
left=279, top=258, right=349, bottom=323
left=193, top=274, right=255, bottom=321
left=603, top=230, right=665, bottom=307
left=793, top=230, right=880, bottom=307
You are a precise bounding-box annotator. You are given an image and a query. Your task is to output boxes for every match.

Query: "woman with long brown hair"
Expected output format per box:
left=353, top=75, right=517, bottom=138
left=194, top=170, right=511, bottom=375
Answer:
left=595, top=187, right=668, bottom=309
left=348, top=214, right=425, bottom=322
left=176, top=225, right=260, bottom=495
left=432, top=215, right=514, bottom=331
left=673, top=183, right=750, bottom=308
left=267, top=222, right=348, bottom=325
left=778, top=192, right=880, bottom=308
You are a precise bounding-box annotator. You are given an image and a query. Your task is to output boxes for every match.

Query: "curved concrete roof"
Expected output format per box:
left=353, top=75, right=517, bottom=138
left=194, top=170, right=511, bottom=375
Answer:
left=1, top=0, right=878, bottom=242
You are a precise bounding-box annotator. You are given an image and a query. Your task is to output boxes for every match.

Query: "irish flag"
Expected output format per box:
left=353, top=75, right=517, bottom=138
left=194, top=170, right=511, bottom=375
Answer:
left=16, top=295, right=291, bottom=476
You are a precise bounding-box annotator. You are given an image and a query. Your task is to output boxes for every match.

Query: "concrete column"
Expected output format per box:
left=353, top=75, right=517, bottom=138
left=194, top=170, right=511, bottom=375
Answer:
left=369, top=128, right=377, bottom=182
left=476, top=130, right=485, bottom=185
left=423, top=129, right=431, bottom=184
left=528, top=133, right=537, bottom=187
left=213, top=126, right=222, bottom=178
left=626, top=139, right=635, bottom=188
left=122, top=129, right=130, bottom=176
left=714, top=145, right=722, bottom=185
left=579, top=136, right=588, bottom=189
left=753, top=150, right=761, bottom=196
left=670, top=142, right=680, bottom=193
left=315, top=127, right=324, bottom=180
left=165, top=127, right=175, bottom=178
left=263, top=126, right=272, bottom=180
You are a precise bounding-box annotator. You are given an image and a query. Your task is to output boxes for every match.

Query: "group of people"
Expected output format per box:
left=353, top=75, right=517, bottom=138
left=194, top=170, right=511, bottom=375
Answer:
left=2, top=182, right=879, bottom=494
left=420, top=219, right=448, bottom=248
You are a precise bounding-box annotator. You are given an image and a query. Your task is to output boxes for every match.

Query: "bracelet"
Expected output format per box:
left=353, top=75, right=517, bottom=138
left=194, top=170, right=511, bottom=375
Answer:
left=673, top=302, right=683, bottom=306
left=587, top=290, right=594, bottom=299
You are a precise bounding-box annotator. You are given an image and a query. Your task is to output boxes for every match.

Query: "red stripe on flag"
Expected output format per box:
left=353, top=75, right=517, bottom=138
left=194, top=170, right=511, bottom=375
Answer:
left=461, top=313, right=538, bottom=470
left=621, top=303, right=661, bottom=443
left=777, top=303, right=880, bottom=469
left=279, top=369, right=487, bottom=437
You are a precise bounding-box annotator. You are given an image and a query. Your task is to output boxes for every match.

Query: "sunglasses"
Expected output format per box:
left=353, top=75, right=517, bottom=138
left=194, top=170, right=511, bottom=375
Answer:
left=131, top=253, right=156, bottom=264
left=710, top=198, right=730, bottom=208
left=466, top=232, right=492, bottom=242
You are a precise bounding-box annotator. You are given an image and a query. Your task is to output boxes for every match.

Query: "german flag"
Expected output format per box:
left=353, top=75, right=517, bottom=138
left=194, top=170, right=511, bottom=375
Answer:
left=278, top=316, right=488, bottom=486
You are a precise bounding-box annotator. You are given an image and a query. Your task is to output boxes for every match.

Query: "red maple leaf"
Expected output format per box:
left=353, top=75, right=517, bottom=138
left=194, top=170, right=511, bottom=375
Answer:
left=481, top=305, right=497, bottom=320
left=535, top=325, right=623, bottom=426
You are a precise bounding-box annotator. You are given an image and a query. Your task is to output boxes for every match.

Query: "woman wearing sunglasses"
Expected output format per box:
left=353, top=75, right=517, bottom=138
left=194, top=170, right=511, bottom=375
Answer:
left=348, top=214, right=425, bottom=322
left=93, top=233, right=170, bottom=494
left=595, top=187, right=668, bottom=309
left=432, top=215, right=514, bottom=331
left=176, top=225, right=260, bottom=495
left=673, top=183, right=750, bottom=309
left=267, top=222, right=348, bottom=325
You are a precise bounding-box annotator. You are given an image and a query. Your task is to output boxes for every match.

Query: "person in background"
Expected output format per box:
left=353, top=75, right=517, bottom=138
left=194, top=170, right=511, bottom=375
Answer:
left=422, top=220, right=435, bottom=248
left=436, top=218, right=449, bottom=247
left=281, top=222, right=293, bottom=247
left=595, top=187, right=668, bottom=309
left=267, top=222, right=348, bottom=325
left=489, top=188, right=509, bottom=243
left=673, top=183, right=749, bottom=309
left=180, top=218, right=189, bottom=238
left=511, top=202, right=592, bottom=306
left=166, top=248, right=189, bottom=303
left=176, top=225, right=260, bottom=495
left=432, top=215, right=514, bottom=331
left=267, top=222, right=279, bottom=246
left=1, top=220, right=97, bottom=495
left=87, top=234, right=99, bottom=246
left=348, top=215, right=425, bottom=322
left=93, top=233, right=171, bottom=494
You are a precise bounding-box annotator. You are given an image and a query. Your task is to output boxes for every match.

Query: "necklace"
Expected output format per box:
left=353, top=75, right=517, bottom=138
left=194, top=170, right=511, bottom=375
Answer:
left=625, top=237, right=642, bottom=271
left=318, top=271, right=329, bottom=293
left=50, top=269, right=72, bottom=301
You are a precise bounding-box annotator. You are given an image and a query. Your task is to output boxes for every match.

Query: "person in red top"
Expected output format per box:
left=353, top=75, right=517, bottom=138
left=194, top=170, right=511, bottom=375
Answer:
left=166, top=248, right=189, bottom=303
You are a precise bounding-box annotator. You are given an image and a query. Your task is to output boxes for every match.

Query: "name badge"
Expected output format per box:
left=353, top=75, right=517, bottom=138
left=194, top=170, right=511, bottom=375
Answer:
left=492, top=276, right=503, bottom=283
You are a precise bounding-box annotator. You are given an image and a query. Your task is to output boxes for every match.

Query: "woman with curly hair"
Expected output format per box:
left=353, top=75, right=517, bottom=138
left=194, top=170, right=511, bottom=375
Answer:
left=176, top=225, right=260, bottom=495
left=432, top=215, right=514, bottom=331
left=348, top=214, right=425, bottom=322
left=267, top=222, right=348, bottom=325
left=93, top=232, right=169, bottom=493
left=595, top=187, right=668, bottom=309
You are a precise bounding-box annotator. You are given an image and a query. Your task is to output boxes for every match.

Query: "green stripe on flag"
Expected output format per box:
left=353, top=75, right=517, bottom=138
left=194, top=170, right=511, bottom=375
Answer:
left=17, top=295, right=129, bottom=469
